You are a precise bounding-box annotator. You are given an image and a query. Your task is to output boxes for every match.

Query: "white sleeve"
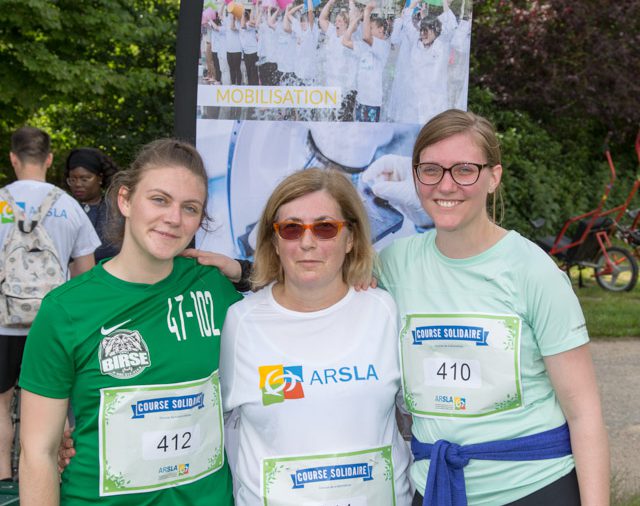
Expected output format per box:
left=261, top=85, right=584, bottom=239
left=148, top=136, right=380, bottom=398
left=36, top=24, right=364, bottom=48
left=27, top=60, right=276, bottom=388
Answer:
left=220, top=306, right=240, bottom=413
left=291, top=17, right=302, bottom=36
left=353, top=39, right=367, bottom=56
left=403, top=11, right=418, bottom=43
left=371, top=37, right=390, bottom=62
left=67, top=198, right=100, bottom=258
left=437, top=9, right=458, bottom=42
left=389, top=17, right=403, bottom=45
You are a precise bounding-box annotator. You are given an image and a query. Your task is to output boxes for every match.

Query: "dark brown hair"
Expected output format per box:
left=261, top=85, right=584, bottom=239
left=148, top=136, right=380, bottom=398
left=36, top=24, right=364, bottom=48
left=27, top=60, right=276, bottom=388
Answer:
left=10, top=126, right=51, bottom=165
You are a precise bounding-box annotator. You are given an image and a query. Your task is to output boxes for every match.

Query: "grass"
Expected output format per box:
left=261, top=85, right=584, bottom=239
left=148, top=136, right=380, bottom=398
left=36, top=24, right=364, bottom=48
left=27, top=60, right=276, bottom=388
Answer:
left=612, top=473, right=640, bottom=506
left=567, top=266, right=640, bottom=338
left=613, top=494, right=640, bottom=506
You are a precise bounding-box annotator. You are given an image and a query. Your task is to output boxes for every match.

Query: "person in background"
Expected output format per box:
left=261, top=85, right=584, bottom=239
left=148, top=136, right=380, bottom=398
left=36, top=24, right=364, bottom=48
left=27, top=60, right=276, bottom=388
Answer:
left=319, top=0, right=360, bottom=121
left=65, top=147, right=120, bottom=262
left=240, top=9, right=260, bottom=85
left=376, top=109, right=609, bottom=505
left=0, top=127, right=99, bottom=482
left=342, top=0, right=390, bottom=123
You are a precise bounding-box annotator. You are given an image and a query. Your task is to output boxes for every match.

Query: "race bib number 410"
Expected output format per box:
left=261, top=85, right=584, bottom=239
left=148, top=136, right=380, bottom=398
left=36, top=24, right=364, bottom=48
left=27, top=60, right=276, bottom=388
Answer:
left=98, top=371, right=224, bottom=496
left=400, top=314, right=523, bottom=418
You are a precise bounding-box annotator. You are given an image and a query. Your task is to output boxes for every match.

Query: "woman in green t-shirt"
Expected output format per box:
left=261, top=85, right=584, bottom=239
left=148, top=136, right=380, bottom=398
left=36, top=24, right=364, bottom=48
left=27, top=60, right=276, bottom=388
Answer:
left=19, top=139, right=239, bottom=505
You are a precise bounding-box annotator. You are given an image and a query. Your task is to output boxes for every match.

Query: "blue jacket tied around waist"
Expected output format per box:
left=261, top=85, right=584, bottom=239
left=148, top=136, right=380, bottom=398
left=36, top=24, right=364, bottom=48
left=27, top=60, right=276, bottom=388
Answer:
left=411, top=423, right=572, bottom=506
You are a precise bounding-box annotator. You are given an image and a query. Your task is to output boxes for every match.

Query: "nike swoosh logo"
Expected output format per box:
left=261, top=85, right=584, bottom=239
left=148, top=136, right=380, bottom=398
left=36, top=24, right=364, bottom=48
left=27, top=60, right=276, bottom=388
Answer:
left=100, top=319, right=132, bottom=336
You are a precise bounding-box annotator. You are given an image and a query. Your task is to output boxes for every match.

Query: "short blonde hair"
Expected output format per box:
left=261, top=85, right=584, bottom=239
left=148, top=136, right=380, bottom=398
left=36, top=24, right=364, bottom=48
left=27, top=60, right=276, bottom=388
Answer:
left=251, top=169, right=374, bottom=290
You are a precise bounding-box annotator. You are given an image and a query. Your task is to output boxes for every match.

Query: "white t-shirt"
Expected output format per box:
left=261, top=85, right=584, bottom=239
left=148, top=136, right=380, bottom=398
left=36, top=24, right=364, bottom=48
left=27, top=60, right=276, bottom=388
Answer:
left=323, top=24, right=359, bottom=91
left=264, top=23, right=279, bottom=63
left=209, top=25, right=227, bottom=55
left=224, top=15, right=243, bottom=53
left=240, top=25, right=258, bottom=55
left=275, top=22, right=296, bottom=73
left=292, top=19, right=319, bottom=81
left=353, top=37, right=390, bottom=107
left=221, top=285, right=412, bottom=506
left=0, top=180, right=100, bottom=336
left=406, top=9, right=457, bottom=123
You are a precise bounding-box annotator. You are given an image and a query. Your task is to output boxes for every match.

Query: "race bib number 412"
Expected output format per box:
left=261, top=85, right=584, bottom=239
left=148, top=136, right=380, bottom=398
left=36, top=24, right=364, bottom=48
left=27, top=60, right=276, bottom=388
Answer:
left=400, top=314, right=523, bottom=418
left=98, top=371, right=224, bottom=496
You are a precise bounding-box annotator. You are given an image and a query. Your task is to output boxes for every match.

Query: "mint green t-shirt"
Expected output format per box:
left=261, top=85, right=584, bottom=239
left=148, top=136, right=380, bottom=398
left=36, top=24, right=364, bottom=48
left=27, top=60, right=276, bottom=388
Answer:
left=20, top=257, right=242, bottom=505
left=378, top=231, right=589, bottom=505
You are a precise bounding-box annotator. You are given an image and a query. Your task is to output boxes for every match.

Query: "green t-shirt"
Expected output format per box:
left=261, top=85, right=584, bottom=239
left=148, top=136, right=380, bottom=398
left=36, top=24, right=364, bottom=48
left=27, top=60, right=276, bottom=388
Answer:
left=20, top=257, right=242, bottom=505
left=378, top=231, right=589, bottom=505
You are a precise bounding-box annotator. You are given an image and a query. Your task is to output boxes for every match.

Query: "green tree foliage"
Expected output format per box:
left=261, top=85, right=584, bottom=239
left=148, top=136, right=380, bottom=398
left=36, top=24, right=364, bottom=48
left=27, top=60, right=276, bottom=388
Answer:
left=470, top=1, right=640, bottom=238
left=0, top=0, right=179, bottom=182
left=472, top=0, right=640, bottom=133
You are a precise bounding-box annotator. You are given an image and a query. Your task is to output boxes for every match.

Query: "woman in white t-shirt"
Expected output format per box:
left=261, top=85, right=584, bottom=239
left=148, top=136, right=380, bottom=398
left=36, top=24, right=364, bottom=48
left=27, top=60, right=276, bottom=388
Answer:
left=196, top=169, right=412, bottom=506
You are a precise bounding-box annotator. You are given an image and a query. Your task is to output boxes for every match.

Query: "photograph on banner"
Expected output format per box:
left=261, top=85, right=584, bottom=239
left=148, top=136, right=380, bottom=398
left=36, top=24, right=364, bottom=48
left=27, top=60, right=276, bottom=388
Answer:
left=195, top=118, right=436, bottom=259
left=197, top=0, right=472, bottom=123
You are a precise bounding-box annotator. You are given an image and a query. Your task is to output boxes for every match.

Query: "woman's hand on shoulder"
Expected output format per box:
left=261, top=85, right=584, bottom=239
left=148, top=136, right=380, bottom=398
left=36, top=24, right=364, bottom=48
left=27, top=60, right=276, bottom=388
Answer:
left=353, top=276, right=378, bottom=291
left=182, top=249, right=243, bottom=283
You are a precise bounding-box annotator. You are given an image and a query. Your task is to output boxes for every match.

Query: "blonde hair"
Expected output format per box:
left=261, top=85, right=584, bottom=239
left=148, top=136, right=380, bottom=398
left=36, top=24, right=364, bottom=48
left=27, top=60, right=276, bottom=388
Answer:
left=251, top=169, right=374, bottom=290
left=412, top=109, right=504, bottom=223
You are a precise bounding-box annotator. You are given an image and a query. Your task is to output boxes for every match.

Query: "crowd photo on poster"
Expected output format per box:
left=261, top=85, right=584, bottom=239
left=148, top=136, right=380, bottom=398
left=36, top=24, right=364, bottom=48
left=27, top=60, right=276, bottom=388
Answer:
left=198, top=0, right=472, bottom=123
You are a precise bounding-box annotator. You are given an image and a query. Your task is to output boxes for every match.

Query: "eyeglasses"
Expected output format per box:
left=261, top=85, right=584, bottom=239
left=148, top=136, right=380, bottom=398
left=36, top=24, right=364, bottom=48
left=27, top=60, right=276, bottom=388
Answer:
left=273, top=220, right=348, bottom=240
left=67, top=175, right=97, bottom=185
left=414, top=162, right=488, bottom=186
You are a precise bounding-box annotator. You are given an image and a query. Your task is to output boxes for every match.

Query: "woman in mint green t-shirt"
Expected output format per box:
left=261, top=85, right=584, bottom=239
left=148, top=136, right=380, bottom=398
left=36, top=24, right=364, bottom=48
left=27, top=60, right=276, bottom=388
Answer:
left=19, top=140, right=239, bottom=506
left=376, top=109, right=609, bottom=505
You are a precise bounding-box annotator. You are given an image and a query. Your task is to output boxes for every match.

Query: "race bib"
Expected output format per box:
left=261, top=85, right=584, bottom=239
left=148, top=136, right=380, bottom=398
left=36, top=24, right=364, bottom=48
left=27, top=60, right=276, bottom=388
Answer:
left=98, top=371, right=224, bottom=496
left=262, top=446, right=395, bottom=506
left=400, top=314, right=522, bottom=418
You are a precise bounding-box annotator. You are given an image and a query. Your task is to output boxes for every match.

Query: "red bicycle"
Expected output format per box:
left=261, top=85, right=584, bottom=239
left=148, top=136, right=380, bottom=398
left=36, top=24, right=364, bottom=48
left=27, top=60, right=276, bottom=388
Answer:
left=533, top=134, right=639, bottom=292
left=614, top=131, right=640, bottom=262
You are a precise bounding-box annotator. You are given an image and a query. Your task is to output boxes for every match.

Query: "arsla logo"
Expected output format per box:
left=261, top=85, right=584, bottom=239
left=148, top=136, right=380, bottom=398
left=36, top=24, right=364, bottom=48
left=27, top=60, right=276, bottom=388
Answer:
left=158, top=463, right=189, bottom=480
left=434, top=395, right=466, bottom=411
left=99, top=326, right=151, bottom=379
left=259, top=365, right=304, bottom=406
left=0, top=201, right=15, bottom=223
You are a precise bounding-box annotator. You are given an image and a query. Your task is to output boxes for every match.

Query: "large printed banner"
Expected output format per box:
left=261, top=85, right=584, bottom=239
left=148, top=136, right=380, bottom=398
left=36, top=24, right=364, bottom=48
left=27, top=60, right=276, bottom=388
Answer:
left=190, top=0, right=473, bottom=257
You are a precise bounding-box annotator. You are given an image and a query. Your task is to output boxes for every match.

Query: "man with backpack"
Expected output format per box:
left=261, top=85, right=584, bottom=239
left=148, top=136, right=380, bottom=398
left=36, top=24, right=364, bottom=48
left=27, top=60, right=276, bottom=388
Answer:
left=0, top=126, right=100, bottom=481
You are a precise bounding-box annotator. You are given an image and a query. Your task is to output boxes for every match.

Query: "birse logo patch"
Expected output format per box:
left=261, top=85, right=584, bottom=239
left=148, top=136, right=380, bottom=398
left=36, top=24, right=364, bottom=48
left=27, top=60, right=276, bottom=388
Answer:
left=99, top=327, right=151, bottom=379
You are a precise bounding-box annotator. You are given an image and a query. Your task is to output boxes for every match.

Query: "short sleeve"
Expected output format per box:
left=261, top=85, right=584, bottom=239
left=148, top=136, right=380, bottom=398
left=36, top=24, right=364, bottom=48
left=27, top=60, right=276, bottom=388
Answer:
left=19, top=297, right=75, bottom=398
left=219, top=306, right=241, bottom=413
left=523, top=253, right=589, bottom=356
left=65, top=197, right=100, bottom=259
left=353, top=39, right=368, bottom=57
left=371, top=37, right=390, bottom=61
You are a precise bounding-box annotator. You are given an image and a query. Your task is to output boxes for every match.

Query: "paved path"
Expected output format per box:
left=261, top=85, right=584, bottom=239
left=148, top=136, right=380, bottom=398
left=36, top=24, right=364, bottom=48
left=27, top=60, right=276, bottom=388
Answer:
left=591, top=339, right=640, bottom=497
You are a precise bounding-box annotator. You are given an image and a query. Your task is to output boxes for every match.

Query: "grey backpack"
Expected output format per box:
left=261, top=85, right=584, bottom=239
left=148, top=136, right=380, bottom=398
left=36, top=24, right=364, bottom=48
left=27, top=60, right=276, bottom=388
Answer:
left=0, top=187, right=66, bottom=326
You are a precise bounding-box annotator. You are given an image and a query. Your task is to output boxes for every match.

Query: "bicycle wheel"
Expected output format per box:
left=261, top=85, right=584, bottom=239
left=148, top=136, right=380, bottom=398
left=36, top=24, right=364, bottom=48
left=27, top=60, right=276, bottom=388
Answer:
left=594, top=246, right=639, bottom=292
